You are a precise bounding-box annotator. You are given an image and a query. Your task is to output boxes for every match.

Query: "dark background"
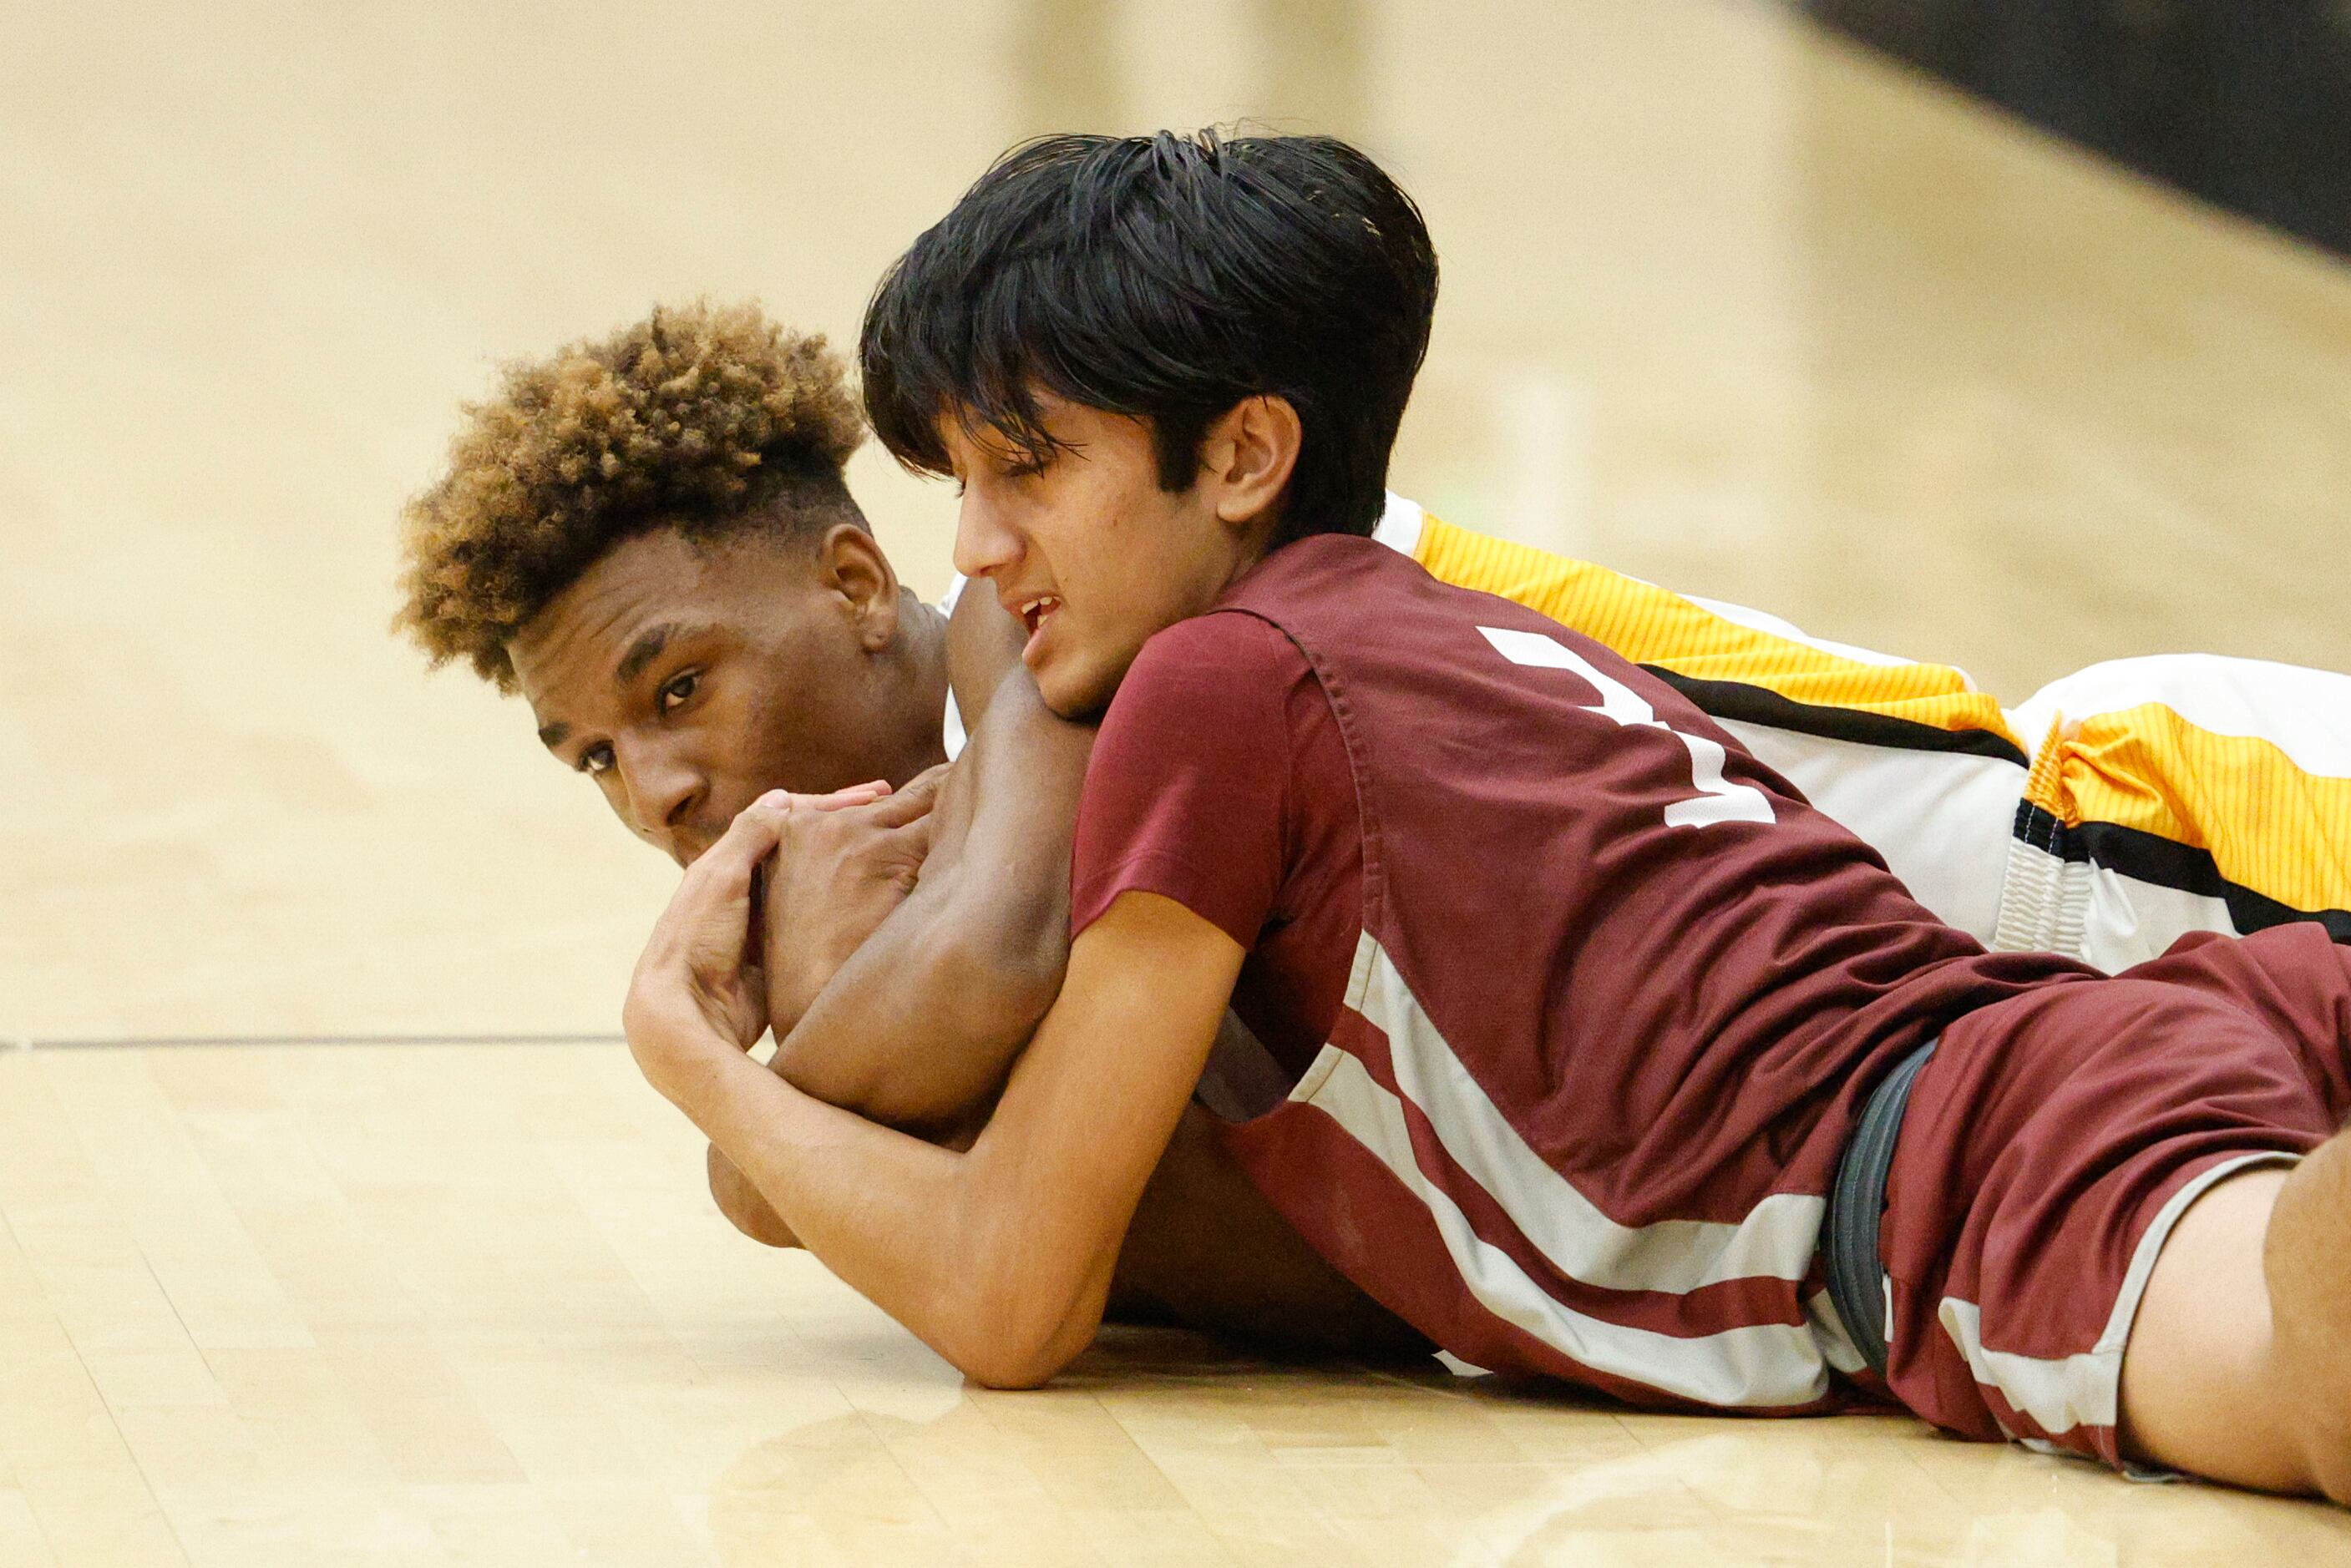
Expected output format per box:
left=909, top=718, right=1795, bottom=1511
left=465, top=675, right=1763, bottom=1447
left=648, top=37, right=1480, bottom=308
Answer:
left=1808, top=0, right=2351, bottom=255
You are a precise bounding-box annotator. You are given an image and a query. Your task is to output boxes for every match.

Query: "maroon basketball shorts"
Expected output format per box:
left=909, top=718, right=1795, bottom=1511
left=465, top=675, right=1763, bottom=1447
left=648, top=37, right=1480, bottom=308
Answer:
left=1876, top=922, right=2351, bottom=1468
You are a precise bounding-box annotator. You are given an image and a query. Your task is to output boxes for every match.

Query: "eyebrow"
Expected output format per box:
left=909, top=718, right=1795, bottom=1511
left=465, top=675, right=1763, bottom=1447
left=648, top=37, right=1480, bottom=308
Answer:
left=616, top=620, right=722, bottom=688
left=534, top=620, right=715, bottom=752
left=614, top=623, right=681, bottom=687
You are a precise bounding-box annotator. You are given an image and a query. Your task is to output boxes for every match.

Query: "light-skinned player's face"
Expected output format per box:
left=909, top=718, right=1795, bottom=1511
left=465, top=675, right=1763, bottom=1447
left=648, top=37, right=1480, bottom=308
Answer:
left=508, top=525, right=941, bottom=867
left=945, top=392, right=1295, bottom=718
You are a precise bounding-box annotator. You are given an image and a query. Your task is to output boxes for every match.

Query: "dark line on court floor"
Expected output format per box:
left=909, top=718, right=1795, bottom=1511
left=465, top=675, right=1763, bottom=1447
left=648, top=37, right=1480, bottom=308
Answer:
left=8, top=1033, right=628, bottom=1050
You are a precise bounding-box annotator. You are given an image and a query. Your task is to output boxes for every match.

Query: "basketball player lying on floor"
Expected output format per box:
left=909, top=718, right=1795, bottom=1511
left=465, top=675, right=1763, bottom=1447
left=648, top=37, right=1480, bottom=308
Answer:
left=393, top=289, right=2351, bottom=1371
left=609, top=133, right=2351, bottom=1501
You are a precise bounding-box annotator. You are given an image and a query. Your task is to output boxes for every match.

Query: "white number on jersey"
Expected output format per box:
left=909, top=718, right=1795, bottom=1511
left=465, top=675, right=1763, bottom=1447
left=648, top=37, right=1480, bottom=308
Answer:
left=1478, top=625, right=1776, bottom=828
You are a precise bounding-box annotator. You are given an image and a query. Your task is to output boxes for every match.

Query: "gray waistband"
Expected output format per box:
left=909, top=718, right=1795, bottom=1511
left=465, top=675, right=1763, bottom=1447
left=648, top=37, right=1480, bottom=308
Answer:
left=1822, top=1036, right=1939, bottom=1381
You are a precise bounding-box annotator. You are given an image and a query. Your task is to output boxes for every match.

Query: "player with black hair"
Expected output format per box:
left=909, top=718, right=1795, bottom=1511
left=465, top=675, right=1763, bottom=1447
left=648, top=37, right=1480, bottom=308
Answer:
left=621, top=131, right=2351, bottom=1504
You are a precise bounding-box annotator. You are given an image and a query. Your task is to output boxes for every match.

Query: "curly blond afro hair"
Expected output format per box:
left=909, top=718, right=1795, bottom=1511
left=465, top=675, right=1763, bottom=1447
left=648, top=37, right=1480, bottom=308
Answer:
left=396, top=300, right=866, bottom=690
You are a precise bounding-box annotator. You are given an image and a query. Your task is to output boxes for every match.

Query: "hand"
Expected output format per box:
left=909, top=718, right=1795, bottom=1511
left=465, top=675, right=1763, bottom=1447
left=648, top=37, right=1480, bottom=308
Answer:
left=760, top=764, right=947, bottom=1035
left=623, top=782, right=884, bottom=1107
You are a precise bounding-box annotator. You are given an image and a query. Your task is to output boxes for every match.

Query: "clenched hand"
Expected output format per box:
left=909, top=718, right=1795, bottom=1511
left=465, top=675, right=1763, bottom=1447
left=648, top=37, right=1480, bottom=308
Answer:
left=759, top=764, right=946, bottom=1036
left=623, top=781, right=889, bottom=1109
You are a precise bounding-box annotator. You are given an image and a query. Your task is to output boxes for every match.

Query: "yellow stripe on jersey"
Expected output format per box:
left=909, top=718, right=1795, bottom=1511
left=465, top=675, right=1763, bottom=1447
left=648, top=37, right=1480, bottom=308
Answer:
left=2026, top=706, right=2351, bottom=918
left=1412, top=515, right=2027, bottom=751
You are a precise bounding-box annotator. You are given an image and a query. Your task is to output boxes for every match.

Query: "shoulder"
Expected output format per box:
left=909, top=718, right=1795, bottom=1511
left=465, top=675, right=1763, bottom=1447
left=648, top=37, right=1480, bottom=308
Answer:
left=1103, top=610, right=1310, bottom=731
left=1130, top=609, right=1305, bottom=680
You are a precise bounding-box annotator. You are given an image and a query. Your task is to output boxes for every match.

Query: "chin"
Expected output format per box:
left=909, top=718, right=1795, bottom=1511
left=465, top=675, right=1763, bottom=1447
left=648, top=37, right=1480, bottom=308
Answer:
left=1035, top=659, right=1116, bottom=721
left=1036, top=678, right=1101, bottom=721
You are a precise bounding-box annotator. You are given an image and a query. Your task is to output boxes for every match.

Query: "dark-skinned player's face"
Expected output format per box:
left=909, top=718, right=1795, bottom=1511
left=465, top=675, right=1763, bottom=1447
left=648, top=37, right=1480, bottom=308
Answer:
left=508, top=524, right=940, bottom=867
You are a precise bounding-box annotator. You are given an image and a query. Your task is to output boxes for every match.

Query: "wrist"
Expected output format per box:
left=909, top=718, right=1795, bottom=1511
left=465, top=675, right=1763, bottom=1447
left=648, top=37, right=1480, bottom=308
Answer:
left=672, top=1044, right=799, bottom=1152
left=663, top=1043, right=752, bottom=1126
left=627, top=1004, right=747, bottom=1113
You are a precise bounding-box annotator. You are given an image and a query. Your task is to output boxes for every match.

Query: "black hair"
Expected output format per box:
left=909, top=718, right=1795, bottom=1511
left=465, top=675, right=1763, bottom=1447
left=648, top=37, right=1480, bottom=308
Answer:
left=859, top=129, right=1437, bottom=544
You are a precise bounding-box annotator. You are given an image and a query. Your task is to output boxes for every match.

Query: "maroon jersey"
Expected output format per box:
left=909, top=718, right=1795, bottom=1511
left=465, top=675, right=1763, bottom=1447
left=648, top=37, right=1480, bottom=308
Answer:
left=1072, top=535, right=2090, bottom=1411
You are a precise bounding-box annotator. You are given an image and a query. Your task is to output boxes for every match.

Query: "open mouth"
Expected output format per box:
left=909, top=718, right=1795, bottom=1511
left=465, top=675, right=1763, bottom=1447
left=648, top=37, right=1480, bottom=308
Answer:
left=1016, top=594, right=1062, bottom=636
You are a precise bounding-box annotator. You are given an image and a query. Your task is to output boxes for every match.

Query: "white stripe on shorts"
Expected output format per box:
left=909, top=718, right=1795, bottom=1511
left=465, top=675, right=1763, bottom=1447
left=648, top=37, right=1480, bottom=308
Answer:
left=1933, top=1150, right=2298, bottom=1437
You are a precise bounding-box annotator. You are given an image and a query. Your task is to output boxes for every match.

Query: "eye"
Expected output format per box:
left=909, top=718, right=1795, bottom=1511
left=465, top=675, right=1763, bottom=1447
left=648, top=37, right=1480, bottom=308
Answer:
left=578, top=742, right=615, bottom=776
left=657, top=670, right=700, bottom=715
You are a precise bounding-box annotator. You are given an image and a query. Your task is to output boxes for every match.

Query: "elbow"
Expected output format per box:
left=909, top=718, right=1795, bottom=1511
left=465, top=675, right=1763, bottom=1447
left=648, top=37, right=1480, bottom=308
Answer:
left=707, top=1145, right=802, bottom=1249
left=934, top=1257, right=1100, bottom=1391
left=932, top=855, right=1070, bottom=1032
left=856, top=903, right=1065, bottom=1134
left=944, top=900, right=1067, bottom=1043
left=956, top=1342, right=1069, bottom=1393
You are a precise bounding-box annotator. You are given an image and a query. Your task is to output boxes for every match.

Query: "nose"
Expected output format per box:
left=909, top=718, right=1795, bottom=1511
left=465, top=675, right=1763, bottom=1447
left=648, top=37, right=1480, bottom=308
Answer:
left=615, top=739, right=708, bottom=863
left=950, top=485, right=1022, bottom=581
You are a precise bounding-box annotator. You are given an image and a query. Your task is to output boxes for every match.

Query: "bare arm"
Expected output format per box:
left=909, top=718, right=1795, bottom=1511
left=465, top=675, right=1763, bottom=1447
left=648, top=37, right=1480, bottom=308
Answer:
left=697, top=706, right=1431, bottom=1360
left=944, top=569, right=1030, bottom=736
left=696, top=594, right=1428, bottom=1360
left=762, top=660, right=1089, bottom=1134
left=628, top=818, right=1239, bottom=1387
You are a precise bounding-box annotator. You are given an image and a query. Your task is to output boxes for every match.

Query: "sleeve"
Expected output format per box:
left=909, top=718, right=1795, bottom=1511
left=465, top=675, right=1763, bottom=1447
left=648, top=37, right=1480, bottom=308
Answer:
left=1070, top=612, right=1300, bottom=948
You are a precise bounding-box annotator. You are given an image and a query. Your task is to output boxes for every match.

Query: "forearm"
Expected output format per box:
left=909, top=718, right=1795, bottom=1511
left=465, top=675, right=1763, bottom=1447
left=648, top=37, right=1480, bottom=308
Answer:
left=631, top=878, right=1240, bottom=1390
left=768, top=870, right=1061, bottom=1133
left=704, top=1053, right=990, bottom=1248
left=682, top=1049, right=1109, bottom=1386
left=766, top=667, right=1086, bottom=1132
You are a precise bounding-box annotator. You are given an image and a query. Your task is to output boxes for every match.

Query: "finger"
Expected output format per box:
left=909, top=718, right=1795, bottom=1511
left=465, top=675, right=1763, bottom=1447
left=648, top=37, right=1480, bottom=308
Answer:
left=897, top=812, right=936, bottom=861
left=722, top=790, right=798, bottom=852
left=803, top=780, right=892, bottom=812
left=859, top=766, right=946, bottom=827
left=680, top=792, right=795, bottom=906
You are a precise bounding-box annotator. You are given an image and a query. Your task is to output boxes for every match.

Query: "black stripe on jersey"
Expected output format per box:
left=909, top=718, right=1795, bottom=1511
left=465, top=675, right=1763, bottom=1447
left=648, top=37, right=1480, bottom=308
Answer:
left=2013, top=802, right=2351, bottom=943
left=1641, top=670, right=2032, bottom=766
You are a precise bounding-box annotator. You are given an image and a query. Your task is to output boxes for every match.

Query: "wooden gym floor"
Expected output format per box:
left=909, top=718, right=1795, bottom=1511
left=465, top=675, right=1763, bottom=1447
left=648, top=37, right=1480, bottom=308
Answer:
left=4, top=1, right=2349, bottom=1561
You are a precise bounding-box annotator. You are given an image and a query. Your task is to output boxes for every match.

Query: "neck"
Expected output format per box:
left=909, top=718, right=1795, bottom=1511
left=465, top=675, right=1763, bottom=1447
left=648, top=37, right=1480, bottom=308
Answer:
left=897, top=589, right=954, bottom=767
left=1216, top=523, right=1284, bottom=599
left=1222, top=498, right=1291, bottom=588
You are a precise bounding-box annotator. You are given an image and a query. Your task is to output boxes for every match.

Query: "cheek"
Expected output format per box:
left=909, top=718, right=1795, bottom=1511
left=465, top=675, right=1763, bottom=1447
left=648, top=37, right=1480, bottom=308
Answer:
left=735, top=645, right=874, bottom=777
left=1059, top=501, right=1153, bottom=605
left=1102, top=526, right=1198, bottom=625
left=730, top=676, right=812, bottom=768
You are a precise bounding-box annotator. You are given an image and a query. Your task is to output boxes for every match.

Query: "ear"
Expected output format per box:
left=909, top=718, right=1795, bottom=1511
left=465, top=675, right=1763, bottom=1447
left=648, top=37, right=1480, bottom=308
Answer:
left=817, top=524, right=901, bottom=652
left=1198, top=395, right=1303, bottom=534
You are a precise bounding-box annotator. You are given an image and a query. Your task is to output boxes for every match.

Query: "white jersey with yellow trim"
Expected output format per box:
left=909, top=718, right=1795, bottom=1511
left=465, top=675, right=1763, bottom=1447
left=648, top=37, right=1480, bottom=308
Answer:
left=940, top=494, right=2351, bottom=972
